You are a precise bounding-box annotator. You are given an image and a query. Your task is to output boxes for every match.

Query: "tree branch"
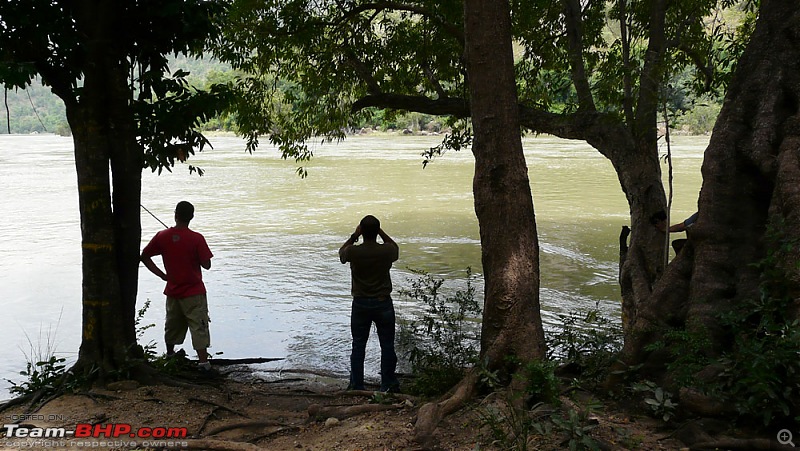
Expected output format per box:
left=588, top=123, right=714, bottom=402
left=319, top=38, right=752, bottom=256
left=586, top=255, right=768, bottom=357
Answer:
left=634, top=0, right=668, bottom=136
left=619, top=0, right=635, bottom=125
left=562, top=0, right=596, bottom=111
left=344, top=52, right=381, bottom=95
left=421, top=62, right=447, bottom=99
left=351, top=93, right=469, bottom=117
left=351, top=93, right=628, bottom=154
left=331, top=2, right=464, bottom=45
left=675, top=43, right=714, bottom=91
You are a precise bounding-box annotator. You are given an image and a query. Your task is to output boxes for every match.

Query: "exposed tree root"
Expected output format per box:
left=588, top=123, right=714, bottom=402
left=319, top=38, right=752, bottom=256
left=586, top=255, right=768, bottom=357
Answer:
left=204, top=419, right=294, bottom=436
left=307, top=402, right=404, bottom=421
left=413, top=369, right=479, bottom=447
left=77, top=391, right=122, bottom=402
left=246, top=426, right=300, bottom=443
left=197, top=407, right=221, bottom=435
left=338, top=389, right=418, bottom=402
left=0, top=392, right=36, bottom=413
left=189, top=397, right=250, bottom=418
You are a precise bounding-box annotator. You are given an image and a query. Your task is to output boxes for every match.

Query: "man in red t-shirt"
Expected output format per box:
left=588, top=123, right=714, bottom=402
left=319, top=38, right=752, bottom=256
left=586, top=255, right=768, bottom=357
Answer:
left=141, top=201, right=214, bottom=371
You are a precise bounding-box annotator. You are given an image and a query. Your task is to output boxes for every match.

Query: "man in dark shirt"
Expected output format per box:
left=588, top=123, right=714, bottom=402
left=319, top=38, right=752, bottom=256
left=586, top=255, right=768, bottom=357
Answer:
left=339, top=215, right=400, bottom=392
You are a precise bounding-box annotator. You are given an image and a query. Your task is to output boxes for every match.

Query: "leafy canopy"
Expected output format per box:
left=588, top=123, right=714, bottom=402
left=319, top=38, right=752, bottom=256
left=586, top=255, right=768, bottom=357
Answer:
left=0, top=0, right=234, bottom=173
left=214, top=0, right=755, bottom=162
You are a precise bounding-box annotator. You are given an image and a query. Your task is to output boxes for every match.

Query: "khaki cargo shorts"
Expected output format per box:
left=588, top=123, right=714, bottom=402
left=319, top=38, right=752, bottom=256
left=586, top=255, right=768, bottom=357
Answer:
left=165, top=294, right=211, bottom=350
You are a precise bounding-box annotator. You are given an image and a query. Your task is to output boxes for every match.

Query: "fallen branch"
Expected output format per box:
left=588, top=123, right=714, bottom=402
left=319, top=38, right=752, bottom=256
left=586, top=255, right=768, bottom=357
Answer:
left=307, top=402, right=403, bottom=421
left=205, top=419, right=294, bottom=436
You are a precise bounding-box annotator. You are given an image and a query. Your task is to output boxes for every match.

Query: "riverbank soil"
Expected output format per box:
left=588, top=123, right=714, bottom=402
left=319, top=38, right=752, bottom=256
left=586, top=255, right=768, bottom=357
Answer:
left=1, top=366, right=689, bottom=450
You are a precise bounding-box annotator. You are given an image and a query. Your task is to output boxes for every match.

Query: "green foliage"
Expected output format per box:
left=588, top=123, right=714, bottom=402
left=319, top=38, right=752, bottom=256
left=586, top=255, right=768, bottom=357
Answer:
left=0, top=80, right=68, bottom=134
left=0, top=0, right=235, bottom=175
left=212, top=0, right=749, bottom=159
left=551, top=408, right=601, bottom=451
left=631, top=380, right=678, bottom=422
left=480, top=394, right=599, bottom=451
left=5, top=320, right=85, bottom=397
left=421, top=121, right=472, bottom=168
left=645, top=328, right=711, bottom=387
left=519, top=360, right=560, bottom=405
left=546, top=303, right=623, bottom=384
left=7, top=356, right=68, bottom=397
left=480, top=399, right=552, bottom=451
left=711, top=223, right=800, bottom=425
left=397, top=269, right=482, bottom=397
left=135, top=299, right=158, bottom=360
left=645, top=222, right=800, bottom=427
left=672, top=97, right=722, bottom=134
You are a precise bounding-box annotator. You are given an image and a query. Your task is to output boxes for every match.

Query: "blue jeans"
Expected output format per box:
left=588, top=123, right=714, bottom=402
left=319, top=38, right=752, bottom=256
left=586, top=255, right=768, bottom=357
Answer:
left=349, top=296, right=399, bottom=391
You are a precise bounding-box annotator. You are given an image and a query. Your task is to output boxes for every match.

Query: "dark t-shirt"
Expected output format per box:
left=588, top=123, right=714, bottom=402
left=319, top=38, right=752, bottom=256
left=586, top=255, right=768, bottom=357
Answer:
left=142, top=227, right=213, bottom=298
left=340, top=241, right=399, bottom=298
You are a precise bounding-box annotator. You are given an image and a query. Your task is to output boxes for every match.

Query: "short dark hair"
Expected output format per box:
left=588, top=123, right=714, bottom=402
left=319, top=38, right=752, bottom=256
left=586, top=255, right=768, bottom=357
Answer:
left=175, top=201, right=195, bottom=223
left=360, top=215, right=380, bottom=240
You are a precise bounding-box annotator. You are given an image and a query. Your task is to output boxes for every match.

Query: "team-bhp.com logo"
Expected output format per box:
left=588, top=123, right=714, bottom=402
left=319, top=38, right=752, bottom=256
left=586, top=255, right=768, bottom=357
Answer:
left=4, top=423, right=188, bottom=439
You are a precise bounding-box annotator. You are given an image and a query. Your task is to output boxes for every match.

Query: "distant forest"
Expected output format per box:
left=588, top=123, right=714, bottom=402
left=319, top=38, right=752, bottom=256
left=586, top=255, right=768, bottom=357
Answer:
left=0, top=55, right=723, bottom=136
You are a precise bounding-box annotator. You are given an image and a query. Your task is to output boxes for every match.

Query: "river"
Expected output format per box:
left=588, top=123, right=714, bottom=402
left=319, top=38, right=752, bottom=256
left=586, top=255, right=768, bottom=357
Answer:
left=0, top=133, right=707, bottom=393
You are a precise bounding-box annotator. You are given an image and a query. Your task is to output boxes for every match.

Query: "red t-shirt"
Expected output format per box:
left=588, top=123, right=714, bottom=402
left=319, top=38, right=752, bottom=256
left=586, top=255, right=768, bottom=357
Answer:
left=142, top=227, right=213, bottom=298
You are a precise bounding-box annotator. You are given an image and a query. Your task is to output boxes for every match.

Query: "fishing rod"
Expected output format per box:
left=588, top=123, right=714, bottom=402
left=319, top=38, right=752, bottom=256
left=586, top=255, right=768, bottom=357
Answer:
left=140, top=204, right=169, bottom=228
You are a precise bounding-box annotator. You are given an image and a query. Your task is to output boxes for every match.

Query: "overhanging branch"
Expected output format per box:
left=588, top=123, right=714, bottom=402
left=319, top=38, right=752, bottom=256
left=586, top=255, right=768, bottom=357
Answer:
left=351, top=93, right=628, bottom=154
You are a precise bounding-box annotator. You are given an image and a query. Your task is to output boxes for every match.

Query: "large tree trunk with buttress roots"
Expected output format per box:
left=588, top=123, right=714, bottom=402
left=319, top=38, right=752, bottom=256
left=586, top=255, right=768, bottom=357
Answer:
left=619, top=0, right=800, bottom=403
left=414, top=0, right=546, bottom=445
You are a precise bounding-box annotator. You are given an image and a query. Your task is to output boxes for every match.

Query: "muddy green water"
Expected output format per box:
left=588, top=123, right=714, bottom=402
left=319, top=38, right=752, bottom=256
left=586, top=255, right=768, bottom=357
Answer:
left=0, top=133, right=706, bottom=391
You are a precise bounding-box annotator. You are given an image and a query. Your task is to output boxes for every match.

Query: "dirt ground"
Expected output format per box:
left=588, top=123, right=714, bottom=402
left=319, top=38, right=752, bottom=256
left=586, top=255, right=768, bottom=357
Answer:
left=0, top=364, right=689, bottom=451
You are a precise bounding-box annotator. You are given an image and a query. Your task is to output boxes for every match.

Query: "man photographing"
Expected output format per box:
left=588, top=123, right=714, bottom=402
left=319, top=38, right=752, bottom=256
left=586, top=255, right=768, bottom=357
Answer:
left=141, top=201, right=214, bottom=372
left=339, top=215, right=400, bottom=392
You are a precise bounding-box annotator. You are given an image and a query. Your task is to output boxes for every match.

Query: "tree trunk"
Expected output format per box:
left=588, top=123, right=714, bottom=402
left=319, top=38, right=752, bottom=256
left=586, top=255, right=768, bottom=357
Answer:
left=414, top=0, right=545, bottom=444
left=466, top=1, right=546, bottom=368
left=68, top=1, right=143, bottom=378
left=601, top=136, right=668, bottom=332
left=620, top=0, right=800, bottom=381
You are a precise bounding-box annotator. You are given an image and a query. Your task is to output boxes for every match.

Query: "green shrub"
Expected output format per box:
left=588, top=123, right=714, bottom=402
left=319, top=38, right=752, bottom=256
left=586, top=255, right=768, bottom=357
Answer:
left=520, top=360, right=560, bottom=405
left=673, top=98, right=721, bottom=134
left=712, top=224, right=800, bottom=425
left=546, top=304, right=622, bottom=383
left=397, top=269, right=482, bottom=397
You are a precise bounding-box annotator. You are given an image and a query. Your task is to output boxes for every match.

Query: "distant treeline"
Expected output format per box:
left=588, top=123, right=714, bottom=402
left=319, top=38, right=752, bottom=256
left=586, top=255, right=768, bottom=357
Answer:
left=0, top=56, right=722, bottom=136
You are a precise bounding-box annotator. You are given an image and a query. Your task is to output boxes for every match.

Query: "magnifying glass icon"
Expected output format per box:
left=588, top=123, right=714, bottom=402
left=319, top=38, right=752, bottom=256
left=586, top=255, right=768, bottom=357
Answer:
left=778, top=429, right=795, bottom=447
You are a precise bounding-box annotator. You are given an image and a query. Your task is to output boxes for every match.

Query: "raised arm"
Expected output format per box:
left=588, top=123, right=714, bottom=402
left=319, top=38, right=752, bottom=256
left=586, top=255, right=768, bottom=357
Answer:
left=378, top=228, right=399, bottom=261
left=378, top=228, right=397, bottom=246
left=339, top=224, right=361, bottom=263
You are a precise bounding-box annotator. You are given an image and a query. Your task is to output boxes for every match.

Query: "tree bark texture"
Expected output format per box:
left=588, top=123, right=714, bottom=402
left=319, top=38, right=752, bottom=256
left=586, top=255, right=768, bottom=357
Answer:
left=414, top=0, right=546, bottom=444
left=620, top=0, right=800, bottom=374
left=464, top=0, right=546, bottom=368
left=67, top=1, right=143, bottom=376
